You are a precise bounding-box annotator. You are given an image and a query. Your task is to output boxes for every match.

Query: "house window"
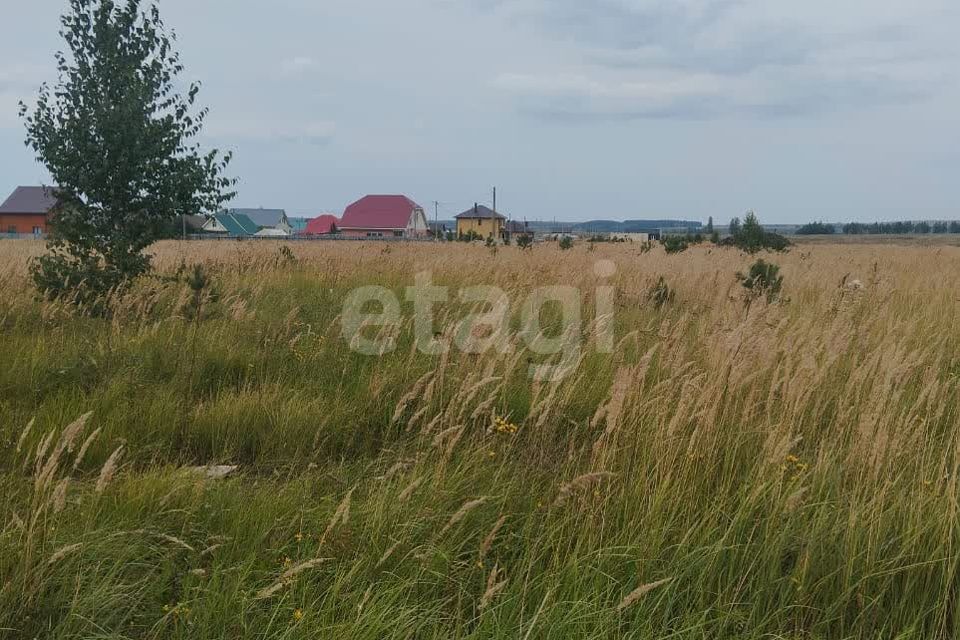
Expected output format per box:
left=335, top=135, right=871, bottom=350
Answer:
left=393, top=230, right=404, bottom=237
left=7, top=226, right=15, bottom=234
left=366, top=232, right=383, bottom=238
left=33, top=226, right=43, bottom=236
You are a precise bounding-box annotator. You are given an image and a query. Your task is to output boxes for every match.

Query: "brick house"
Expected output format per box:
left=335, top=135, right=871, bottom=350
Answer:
left=0, top=186, right=59, bottom=236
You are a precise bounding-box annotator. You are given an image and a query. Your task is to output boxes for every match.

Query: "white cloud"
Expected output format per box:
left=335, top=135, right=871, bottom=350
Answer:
left=474, top=0, right=958, bottom=119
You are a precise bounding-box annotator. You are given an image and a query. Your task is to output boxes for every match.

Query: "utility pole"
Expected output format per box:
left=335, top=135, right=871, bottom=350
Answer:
left=433, top=201, right=439, bottom=241
left=493, top=186, right=497, bottom=214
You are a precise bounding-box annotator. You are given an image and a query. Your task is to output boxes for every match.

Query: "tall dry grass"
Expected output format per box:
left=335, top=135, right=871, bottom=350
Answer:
left=0, top=237, right=958, bottom=638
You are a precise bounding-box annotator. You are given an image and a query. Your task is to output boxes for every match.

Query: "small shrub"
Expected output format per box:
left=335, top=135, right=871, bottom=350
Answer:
left=648, top=276, right=675, bottom=308
left=663, top=236, right=689, bottom=254
left=185, top=264, right=207, bottom=317
left=277, top=245, right=297, bottom=266
left=516, top=234, right=534, bottom=251
left=737, top=259, right=784, bottom=304
left=559, top=236, right=574, bottom=250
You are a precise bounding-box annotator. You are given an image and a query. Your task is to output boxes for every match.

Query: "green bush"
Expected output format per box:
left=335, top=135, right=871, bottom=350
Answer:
left=648, top=276, right=675, bottom=308
left=737, top=259, right=784, bottom=304
left=722, top=212, right=791, bottom=253
left=663, top=236, right=689, bottom=254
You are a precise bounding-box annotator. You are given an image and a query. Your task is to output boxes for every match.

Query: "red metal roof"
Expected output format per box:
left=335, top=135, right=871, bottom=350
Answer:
left=339, top=195, right=422, bottom=230
left=0, top=186, right=59, bottom=215
left=302, top=214, right=339, bottom=235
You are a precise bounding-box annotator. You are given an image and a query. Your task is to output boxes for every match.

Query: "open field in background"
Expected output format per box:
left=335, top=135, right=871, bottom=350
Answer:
left=1, top=238, right=960, bottom=638
left=791, top=234, right=960, bottom=247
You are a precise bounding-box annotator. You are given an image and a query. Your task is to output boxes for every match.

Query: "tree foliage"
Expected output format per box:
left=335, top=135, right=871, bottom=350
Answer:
left=722, top=212, right=790, bottom=253
left=662, top=235, right=689, bottom=254
left=842, top=220, right=960, bottom=235
left=21, top=0, right=235, bottom=307
left=516, top=234, right=534, bottom=250
left=737, top=259, right=784, bottom=304
left=796, top=221, right=836, bottom=235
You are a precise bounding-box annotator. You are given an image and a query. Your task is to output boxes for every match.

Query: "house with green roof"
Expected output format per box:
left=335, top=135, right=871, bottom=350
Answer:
left=203, top=212, right=260, bottom=236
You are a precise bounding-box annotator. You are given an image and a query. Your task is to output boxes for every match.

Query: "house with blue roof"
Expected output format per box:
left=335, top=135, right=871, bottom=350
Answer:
left=203, top=211, right=260, bottom=236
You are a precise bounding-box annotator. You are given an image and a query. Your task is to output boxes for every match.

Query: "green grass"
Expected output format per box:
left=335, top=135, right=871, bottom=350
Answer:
left=2, top=241, right=959, bottom=638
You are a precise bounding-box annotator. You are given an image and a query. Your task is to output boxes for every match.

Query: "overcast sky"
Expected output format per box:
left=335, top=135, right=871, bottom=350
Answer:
left=2, top=0, right=958, bottom=223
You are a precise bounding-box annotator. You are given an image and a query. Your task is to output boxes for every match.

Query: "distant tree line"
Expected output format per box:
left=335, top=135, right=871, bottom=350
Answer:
left=796, top=222, right=837, bottom=235
left=842, top=221, right=960, bottom=235
left=662, top=212, right=789, bottom=254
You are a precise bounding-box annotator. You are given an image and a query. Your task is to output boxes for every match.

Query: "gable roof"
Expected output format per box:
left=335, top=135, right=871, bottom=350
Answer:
left=215, top=212, right=259, bottom=236
left=225, top=208, right=287, bottom=228
left=303, top=214, right=340, bottom=235
left=0, top=186, right=59, bottom=215
left=178, top=215, right=207, bottom=231
left=340, top=195, right=422, bottom=230
left=455, top=204, right=506, bottom=220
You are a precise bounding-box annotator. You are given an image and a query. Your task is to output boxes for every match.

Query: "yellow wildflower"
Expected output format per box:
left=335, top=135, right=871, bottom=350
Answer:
left=492, top=416, right=520, bottom=435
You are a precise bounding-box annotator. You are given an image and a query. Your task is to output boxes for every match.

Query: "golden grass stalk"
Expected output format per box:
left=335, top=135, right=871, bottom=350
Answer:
left=553, top=472, right=617, bottom=508
left=254, top=557, right=332, bottom=600
left=479, top=565, right=508, bottom=610
left=51, top=478, right=69, bottom=514
left=95, top=445, right=125, bottom=494
left=377, top=541, right=402, bottom=567
left=47, top=543, right=84, bottom=567
left=479, top=515, right=508, bottom=560
left=616, top=577, right=673, bottom=611
left=35, top=413, right=92, bottom=493
left=441, top=497, right=487, bottom=536
left=785, top=486, right=808, bottom=513
left=157, top=533, right=195, bottom=552
left=32, top=431, right=55, bottom=475
left=16, top=418, right=34, bottom=454
left=391, top=372, right=434, bottom=424
left=357, top=585, right=373, bottom=616
left=319, top=489, right=354, bottom=545
left=377, top=460, right=413, bottom=482
left=72, top=427, right=102, bottom=471
left=431, top=425, right=464, bottom=449
left=398, top=477, right=423, bottom=502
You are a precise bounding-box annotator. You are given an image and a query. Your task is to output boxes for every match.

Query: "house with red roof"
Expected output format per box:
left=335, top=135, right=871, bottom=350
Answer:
left=301, top=214, right=340, bottom=236
left=338, top=195, right=428, bottom=239
left=0, top=186, right=59, bottom=236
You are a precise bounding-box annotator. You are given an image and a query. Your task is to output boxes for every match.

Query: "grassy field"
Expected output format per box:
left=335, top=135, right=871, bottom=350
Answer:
left=2, top=238, right=959, bottom=639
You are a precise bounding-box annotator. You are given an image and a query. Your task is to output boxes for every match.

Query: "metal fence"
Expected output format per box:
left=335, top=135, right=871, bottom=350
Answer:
left=181, top=234, right=438, bottom=242
left=0, top=233, right=45, bottom=241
